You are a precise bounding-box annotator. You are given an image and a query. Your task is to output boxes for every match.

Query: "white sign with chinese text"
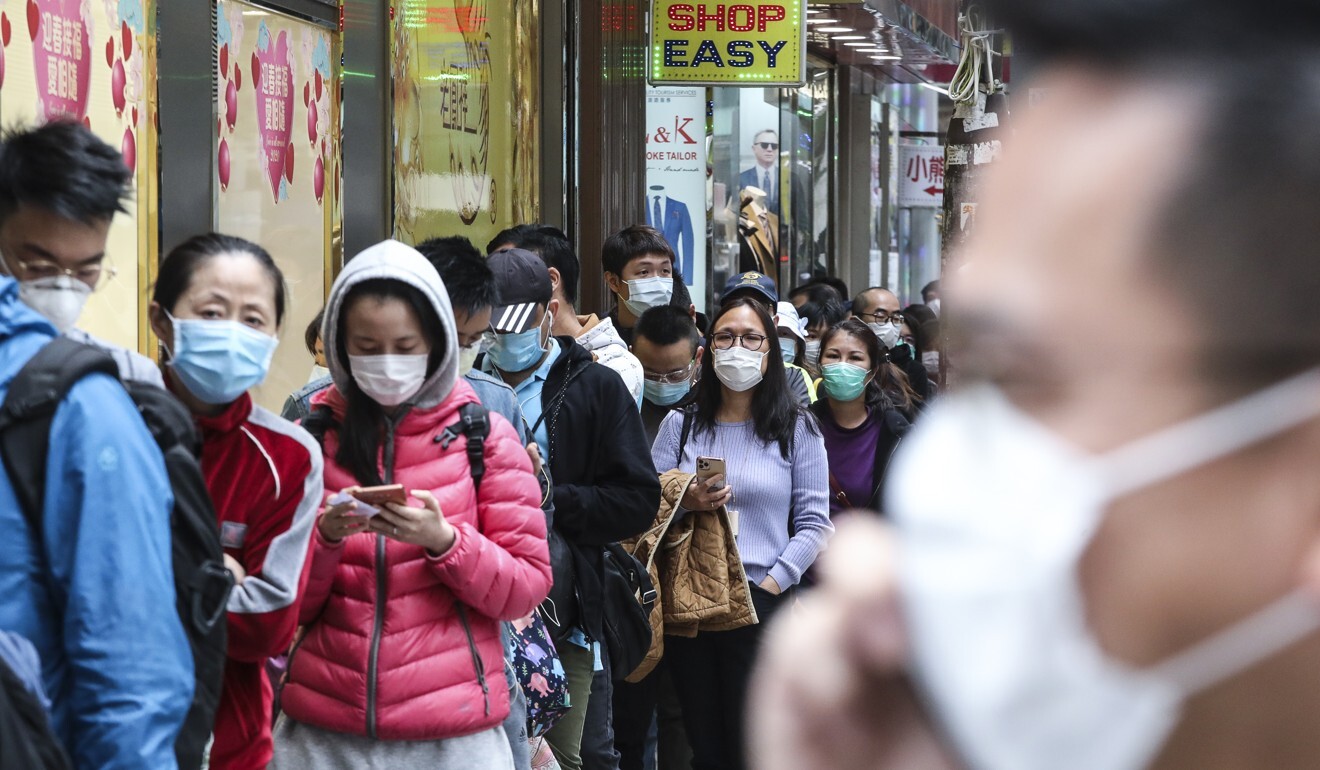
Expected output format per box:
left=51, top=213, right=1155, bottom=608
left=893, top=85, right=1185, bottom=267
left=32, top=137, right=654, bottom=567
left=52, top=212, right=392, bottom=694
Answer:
left=645, top=86, right=708, bottom=312
left=898, top=144, right=946, bottom=208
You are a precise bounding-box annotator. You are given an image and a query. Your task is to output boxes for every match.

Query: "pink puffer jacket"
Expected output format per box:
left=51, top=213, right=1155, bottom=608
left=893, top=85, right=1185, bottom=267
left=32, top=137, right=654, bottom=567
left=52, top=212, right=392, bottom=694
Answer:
left=281, top=380, right=551, bottom=741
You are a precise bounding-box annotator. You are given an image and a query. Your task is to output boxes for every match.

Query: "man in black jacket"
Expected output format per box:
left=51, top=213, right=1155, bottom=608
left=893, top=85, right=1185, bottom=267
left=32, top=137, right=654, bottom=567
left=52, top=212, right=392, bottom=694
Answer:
left=483, top=248, right=660, bottom=770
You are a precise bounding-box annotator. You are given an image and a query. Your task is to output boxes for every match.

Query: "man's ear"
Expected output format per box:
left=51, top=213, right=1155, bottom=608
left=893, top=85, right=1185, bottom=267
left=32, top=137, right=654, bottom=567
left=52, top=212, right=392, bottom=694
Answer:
left=695, top=346, right=705, bottom=367
left=604, top=272, right=623, bottom=297
left=548, top=266, right=563, bottom=296
left=547, top=298, right=562, bottom=319
left=687, top=303, right=697, bottom=324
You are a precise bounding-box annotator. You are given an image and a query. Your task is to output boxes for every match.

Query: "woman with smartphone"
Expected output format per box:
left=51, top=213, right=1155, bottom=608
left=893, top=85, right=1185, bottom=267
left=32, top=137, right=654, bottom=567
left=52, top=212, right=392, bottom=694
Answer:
left=148, top=234, right=325, bottom=770
left=650, top=297, right=833, bottom=770
left=811, top=320, right=911, bottom=515
left=270, top=241, right=551, bottom=769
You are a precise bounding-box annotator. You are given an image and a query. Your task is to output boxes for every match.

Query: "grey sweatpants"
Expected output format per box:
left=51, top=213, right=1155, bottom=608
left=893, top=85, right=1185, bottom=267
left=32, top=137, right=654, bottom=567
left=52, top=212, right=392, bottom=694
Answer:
left=269, top=717, right=514, bottom=770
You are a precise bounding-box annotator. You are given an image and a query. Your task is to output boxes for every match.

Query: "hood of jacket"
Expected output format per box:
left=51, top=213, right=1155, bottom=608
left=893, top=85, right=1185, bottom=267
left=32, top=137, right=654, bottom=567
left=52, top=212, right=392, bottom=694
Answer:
left=0, top=275, right=58, bottom=383
left=322, top=240, right=459, bottom=412
left=577, top=314, right=628, bottom=356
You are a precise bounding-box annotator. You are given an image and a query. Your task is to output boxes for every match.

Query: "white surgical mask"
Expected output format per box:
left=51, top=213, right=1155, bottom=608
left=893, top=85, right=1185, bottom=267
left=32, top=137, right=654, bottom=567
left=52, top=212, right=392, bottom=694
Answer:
left=620, top=276, right=674, bottom=317
left=922, top=350, right=941, bottom=377
left=868, top=321, right=901, bottom=349
left=20, top=274, right=92, bottom=333
left=307, top=364, right=331, bottom=385
left=928, top=298, right=942, bottom=316
left=887, top=373, right=1320, bottom=770
left=457, top=341, right=481, bottom=377
left=804, top=339, right=821, bottom=369
left=712, top=347, right=765, bottom=392
left=348, top=354, right=429, bottom=407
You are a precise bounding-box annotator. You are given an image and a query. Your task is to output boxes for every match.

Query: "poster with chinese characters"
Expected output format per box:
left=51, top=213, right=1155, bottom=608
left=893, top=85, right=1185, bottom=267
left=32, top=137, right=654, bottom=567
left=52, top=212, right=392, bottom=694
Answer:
left=898, top=143, right=945, bottom=208
left=645, top=85, right=707, bottom=312
left=215, top=0, right=336, bottom=412
left=392, top=1, right=537, bottom=250
left=0, top=0, right=155, bottom=356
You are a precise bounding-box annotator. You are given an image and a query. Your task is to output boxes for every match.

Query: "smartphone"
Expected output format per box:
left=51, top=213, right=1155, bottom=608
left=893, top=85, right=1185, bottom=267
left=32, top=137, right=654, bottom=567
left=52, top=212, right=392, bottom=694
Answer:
left=351, top=484, right=407, bottom=507
left=695, top=456, right=727, bottom=492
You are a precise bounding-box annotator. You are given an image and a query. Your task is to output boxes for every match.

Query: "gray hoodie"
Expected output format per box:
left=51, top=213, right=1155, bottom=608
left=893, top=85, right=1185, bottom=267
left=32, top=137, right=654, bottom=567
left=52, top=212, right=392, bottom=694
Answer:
left=321, top=240, right=459, bottom=411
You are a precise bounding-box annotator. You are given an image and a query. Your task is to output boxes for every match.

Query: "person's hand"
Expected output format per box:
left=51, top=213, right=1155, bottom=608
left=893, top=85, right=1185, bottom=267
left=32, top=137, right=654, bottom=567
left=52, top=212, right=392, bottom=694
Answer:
left=527, top=442, right=545, bottom=478
left=371, top=490, right=456, bottom=555
left=318, top=490, right=370, bottom=543
left=759, top=575, right=782, bottom=595
left=223, top=554, right=247, bottom=584
left=681, top=474, right=732, bottom=512
left=748, top=515, right=960, bottom=770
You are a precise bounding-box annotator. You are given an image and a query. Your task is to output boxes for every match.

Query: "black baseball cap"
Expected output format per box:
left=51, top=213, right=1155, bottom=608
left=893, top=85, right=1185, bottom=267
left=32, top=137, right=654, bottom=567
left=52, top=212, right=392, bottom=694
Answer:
left=720, top=271, right=779, bottom=306
left=488, top=248, right=553, bottom=332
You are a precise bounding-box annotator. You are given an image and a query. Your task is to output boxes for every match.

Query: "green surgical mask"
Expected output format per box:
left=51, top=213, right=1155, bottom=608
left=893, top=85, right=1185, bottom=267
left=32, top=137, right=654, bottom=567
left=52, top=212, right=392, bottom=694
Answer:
left=821, top=362, right=871, bottom=402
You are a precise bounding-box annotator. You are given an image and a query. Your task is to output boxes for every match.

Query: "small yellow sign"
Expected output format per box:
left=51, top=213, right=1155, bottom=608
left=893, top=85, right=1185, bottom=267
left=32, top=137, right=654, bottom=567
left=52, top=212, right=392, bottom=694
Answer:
left=649, top=1, right=806, bottom=86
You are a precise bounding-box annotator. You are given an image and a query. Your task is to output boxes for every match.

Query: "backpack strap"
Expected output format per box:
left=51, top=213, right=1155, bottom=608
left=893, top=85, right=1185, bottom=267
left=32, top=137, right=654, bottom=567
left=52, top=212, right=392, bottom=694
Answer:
left=676, top=407, right=695, bottom=468
left=300, top=405, right=336, bottom=450
left=438, top=402, right=490, bottom=493
left=0, top=338, right=120, bottom=540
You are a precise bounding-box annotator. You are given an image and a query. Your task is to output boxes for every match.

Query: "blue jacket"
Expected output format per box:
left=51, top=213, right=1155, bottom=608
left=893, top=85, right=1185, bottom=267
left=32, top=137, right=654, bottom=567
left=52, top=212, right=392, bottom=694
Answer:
left=0, top=276, right=192, bottom=769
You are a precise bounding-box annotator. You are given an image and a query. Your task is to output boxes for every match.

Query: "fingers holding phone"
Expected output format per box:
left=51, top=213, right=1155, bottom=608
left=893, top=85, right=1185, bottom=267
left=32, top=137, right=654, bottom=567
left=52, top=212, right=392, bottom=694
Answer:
left=318, top=488, right=370, bottom=543
left=370, top=489, right=457, bottom=555
left=682, top=473, right=733, bottom=511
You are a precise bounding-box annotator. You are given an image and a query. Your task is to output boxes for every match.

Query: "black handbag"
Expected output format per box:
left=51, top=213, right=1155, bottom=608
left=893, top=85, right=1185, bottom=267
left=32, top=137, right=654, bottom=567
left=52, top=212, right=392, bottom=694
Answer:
left=600, top=542, right=658, bottom=681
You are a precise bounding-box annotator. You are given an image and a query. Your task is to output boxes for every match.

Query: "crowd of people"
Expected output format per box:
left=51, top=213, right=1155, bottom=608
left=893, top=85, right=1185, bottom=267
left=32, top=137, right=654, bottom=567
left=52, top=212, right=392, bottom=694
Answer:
left=0, top=119, right=940, bottom=770
left=9, top=0, right=1320, bottom=766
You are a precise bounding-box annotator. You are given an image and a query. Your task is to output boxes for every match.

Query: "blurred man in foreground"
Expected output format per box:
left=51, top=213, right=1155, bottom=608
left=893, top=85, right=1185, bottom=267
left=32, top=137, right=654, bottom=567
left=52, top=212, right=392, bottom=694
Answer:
left=752, top=1, right=1320, bottom=768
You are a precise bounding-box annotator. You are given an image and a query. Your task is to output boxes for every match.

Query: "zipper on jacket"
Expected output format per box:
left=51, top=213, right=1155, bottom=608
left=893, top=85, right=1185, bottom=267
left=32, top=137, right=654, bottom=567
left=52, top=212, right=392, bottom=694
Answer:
left=366, top=417, right=401, bottom=739
left=455, top=604, right=491, bottom=717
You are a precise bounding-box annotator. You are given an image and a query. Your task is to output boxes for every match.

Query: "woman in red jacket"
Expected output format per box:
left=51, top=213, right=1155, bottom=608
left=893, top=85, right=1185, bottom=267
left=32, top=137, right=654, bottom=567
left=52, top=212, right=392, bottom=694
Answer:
left=147, top=233, right=324, bottom=770
left=271, top=240, right=552, bottom=768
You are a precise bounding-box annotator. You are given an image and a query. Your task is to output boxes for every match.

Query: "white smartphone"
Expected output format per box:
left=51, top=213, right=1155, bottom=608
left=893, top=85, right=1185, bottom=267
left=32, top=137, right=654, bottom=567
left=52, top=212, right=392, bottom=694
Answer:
left=695, top=456, right=727, bottom=492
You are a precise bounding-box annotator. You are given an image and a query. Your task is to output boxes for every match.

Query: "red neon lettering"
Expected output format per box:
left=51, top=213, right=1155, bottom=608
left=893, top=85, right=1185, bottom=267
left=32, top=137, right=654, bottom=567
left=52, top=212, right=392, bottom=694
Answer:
left=728, top=4, right=755, bottom=31
left=696, top=4, right=725, bottom=31
left=758, top=5, right=786, bottom=31
left=667, top=3, right=695, bottom=31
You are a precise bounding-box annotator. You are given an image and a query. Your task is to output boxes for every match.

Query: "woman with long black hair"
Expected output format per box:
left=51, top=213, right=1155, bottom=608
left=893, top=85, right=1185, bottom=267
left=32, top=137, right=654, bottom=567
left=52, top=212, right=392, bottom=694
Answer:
left=271, top=241, right=551, bottom=769
left=651, top=297, right=833, bottom=770
left=811, top=319, right=911, bottom=513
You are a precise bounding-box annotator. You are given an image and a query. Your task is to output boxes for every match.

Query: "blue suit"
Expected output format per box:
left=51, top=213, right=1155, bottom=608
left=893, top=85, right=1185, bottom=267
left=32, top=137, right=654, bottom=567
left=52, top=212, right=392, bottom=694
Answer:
left=739, top=166, right=781, bottom=215
left=645, top=194, right=696, bottom=285
left=0, top=275, right=191, bottom=769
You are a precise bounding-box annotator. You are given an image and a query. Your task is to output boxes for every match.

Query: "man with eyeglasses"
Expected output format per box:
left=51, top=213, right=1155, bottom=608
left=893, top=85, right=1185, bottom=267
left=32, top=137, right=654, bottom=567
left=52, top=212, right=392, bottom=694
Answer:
left=853, top=286, right=931, bottom=402
left=739, top=130, right=781, bottom=215
left=0, top=122, right=162, bottom=386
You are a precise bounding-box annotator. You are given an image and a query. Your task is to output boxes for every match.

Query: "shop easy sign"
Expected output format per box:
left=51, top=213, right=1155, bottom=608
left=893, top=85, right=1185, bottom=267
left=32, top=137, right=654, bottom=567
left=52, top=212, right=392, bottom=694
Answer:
left=649, top=2, right=805, bottom=86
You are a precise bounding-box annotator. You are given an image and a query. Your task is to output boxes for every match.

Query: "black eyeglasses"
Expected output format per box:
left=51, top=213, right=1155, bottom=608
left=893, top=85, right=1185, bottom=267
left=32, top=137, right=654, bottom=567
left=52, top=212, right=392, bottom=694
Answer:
left=711, top=332, right=768, bottom=351
left=756, top=142, right=779, bottom=150
left=857, top=310, right=905, bottom=325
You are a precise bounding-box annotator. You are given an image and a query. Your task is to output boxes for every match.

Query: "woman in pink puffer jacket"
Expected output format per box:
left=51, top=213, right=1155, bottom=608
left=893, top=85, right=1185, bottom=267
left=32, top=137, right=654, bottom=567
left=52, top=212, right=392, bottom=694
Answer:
left=271, top=241, right=552, bottom=769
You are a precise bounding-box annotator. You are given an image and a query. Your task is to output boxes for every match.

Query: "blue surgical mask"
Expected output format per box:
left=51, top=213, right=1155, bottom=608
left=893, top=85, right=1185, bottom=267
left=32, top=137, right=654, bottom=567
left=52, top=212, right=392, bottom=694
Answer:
left=644, top=379, right=691, bottom=406
left=166, top=314, right=278, bottom=405
left=489, top=312, right=551, bottom=372
left=780, top=344, right=798, bottom=366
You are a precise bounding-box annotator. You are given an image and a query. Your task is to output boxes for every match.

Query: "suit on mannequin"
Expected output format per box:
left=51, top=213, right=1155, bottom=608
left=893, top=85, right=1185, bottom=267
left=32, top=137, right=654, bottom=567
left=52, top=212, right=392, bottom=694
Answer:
left=644, top=186, right=696, bottom=284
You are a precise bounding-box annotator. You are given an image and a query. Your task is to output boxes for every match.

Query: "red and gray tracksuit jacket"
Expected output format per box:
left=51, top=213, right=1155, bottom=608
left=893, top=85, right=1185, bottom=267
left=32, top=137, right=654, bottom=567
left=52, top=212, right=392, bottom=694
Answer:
left=192, top=392, right=322, bottom=770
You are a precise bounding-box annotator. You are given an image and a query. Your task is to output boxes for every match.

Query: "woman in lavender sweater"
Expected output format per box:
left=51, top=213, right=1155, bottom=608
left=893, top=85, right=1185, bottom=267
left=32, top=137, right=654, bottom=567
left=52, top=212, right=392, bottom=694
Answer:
left=651, top=297, right=834, bottom=770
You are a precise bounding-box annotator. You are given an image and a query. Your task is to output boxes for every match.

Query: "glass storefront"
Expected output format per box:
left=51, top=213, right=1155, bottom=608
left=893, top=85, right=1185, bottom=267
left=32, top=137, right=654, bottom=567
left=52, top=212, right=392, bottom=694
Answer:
left=709, top=62, right=836, bottom=303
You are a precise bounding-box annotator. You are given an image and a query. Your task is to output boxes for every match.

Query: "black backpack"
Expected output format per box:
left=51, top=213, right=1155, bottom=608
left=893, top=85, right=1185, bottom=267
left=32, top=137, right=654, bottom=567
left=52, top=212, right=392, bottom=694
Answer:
left=0, top=338, right=233, bottom=770
left=0, top=639, right=70, bottom=770
left=600, top=542, right=657, bottom=681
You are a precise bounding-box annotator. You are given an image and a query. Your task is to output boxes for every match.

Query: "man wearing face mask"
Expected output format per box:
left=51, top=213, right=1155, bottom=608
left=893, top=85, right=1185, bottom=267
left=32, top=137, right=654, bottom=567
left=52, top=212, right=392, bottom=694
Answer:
left=752, top=1, right=1320, bottom=768
left=602, top=225, right=679, bottom=348
left=853, top=287, right=932, bottom=404
left=482, top=248, right=661, bottom=770
left=490, top=225, right=647, bottom=407
left=0, top=122, right=162, bottom=387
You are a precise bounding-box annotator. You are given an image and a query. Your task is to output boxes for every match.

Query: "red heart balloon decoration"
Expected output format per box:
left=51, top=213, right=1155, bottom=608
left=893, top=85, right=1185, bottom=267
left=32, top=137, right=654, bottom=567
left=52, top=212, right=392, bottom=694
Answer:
left=25, top=0, right=37, bottom=42
left=120, top=21, right=131, bottom=61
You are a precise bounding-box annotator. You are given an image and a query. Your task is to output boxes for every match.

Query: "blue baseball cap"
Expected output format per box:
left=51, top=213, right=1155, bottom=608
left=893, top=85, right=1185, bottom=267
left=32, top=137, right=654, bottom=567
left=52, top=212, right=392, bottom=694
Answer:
left=720, top=271, right=778, bottom=306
